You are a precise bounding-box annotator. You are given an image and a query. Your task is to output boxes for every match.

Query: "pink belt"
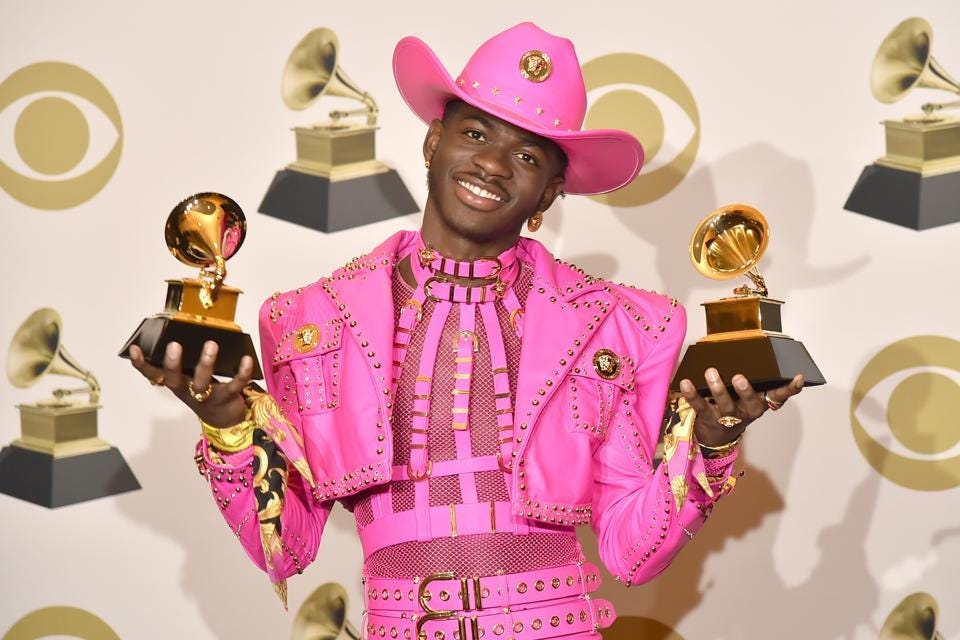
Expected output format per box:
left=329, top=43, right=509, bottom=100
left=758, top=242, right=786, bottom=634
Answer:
left=362, top=562, right=613, bottom=640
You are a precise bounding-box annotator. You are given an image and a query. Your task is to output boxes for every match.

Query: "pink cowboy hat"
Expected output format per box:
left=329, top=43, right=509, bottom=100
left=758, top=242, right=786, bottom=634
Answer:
left=393, top=22, right=644, bottom=196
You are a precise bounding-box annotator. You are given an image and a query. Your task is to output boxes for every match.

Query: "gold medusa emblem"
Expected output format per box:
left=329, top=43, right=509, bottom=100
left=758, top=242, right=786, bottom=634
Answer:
left=593, top=349, right=620, bottom=380
left=294, top=323, right=320, bottom=353
left=519, top=50, right=552, bottom=82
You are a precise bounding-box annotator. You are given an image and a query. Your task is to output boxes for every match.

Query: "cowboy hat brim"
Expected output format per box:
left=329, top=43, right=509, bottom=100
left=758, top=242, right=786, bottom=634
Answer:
left=393, top=36, right=644, bottom=196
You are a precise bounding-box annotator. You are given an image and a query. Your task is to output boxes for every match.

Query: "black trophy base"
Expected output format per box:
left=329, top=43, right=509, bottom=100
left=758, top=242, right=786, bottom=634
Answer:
left=259, top=167, right=420, bottom=233
left=671, top=335, right=826, bottom=397
left=118, top=316, right=263, bottom=379
left=0, top=445, right=140, bottom=508
left=844, top=164, right=960, bottom=230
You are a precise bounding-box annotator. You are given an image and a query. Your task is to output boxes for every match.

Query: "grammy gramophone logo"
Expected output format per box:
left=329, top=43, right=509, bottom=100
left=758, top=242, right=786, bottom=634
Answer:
left=258, top=27, right=418, bottom=233
left=845, top=17, right=960, bottom=230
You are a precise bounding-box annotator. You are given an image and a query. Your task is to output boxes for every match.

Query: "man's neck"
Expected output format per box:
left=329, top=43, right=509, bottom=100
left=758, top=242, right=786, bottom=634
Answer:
left=419, top=210, right=522, bottom=262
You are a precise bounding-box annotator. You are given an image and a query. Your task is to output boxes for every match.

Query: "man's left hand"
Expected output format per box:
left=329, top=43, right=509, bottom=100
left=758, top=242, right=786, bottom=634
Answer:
left=679, top=369, right=804, bottom=448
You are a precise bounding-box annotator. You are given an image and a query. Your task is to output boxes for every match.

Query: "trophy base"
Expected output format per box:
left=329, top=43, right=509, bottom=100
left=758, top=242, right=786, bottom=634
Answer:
left=118, top=315, right=263, bottom=379
left=671, top=335, right=826, bottom=397
left=258, top=167, right=419, bottom=233
left=844, top=163, right=960, bottom=230
left=0, top=444, right=140, bottom=508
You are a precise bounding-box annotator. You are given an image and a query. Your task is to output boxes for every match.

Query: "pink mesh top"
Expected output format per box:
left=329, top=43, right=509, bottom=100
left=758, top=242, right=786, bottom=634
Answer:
left=342, top=257, right=581, bottom=578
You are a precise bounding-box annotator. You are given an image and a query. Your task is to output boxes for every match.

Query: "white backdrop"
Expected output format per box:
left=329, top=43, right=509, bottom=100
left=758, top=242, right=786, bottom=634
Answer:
left=2, top=1, right=959, bottom=638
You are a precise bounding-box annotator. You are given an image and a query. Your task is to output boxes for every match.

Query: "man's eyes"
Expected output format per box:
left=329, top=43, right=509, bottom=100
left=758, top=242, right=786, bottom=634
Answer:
left=465, top=129, right=485, bottom=141
left=516, top=152, right=537, bottom=165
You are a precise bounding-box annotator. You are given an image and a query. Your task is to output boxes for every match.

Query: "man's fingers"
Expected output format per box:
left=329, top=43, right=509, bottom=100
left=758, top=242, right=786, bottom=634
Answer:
left=223, top=356, right=255, bottom=396
left=129, top=345, right=166, bottom=384
left=732, top=374, right=765, bottom=420
left=162, top=342, right=187, bottom=392
left=705, top=368, right=737, bottom=416
left=679, top=379, right=713, bottom=415
left=191, top=341, right=218, bottom=394
left=766, top=374, right=804, bottom=406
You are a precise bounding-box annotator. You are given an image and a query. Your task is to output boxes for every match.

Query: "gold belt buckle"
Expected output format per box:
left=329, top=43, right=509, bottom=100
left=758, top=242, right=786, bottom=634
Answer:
left=416, top=571, right=456, bottom=640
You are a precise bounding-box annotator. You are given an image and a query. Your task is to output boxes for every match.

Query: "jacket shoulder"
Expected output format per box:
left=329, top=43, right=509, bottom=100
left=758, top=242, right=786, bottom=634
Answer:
left=258, top=278, right=336, bottom=339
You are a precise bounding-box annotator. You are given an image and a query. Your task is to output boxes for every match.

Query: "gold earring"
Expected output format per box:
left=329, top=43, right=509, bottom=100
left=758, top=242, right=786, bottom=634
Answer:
left=527, top=211, right=543, bottom=232
left=425, top=160, right=431, bottom=169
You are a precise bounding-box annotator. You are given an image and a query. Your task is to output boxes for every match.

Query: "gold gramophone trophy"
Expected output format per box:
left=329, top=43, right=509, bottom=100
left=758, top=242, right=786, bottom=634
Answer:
left=291, top=582, right=360, bottom=640
left=0, top=308, right=139, bottom=507
left=259, top=27, right=418, bottom=233
left=880, top=592, right=943, bottom=640
left=118, top=192, right=263, bottom=378
left=845, top=17, right=960, bottom=230
left=671, top=204, right=825, bottom=396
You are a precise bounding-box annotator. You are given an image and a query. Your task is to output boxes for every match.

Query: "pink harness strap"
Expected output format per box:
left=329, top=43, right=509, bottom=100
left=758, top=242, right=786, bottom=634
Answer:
left=358, top=500, right=566, bottom=559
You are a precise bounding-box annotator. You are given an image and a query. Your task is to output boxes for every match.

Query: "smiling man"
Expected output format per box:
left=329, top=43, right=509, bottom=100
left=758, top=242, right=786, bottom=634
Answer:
left=129, top=22, right=802, bottom=640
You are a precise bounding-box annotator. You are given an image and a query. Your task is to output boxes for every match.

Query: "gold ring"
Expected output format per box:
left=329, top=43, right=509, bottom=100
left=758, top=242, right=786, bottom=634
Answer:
left=150, top=375, right=166, bottom=387
left=764, top=392, right=783, bottom=411
left=188, top=380, right=214, bottom=403
left=717, top=415, right=743, bottom=428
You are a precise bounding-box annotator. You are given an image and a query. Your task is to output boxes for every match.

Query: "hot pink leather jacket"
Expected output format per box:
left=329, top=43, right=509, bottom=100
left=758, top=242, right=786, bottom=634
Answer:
left=197, top=231, right=735, bottom=588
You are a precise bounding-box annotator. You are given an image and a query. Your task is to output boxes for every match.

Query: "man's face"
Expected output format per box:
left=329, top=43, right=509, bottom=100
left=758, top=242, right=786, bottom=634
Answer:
left=422, top=101, right=566, bottom=249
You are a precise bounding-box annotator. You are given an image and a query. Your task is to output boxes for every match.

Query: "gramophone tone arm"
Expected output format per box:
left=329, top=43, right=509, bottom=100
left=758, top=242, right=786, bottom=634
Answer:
left=732, top=268, right=768, bottom=297
left=52, top=383, right=100, bottom=404
left=922, top=99, right=960, bottom=114
left=329, top=92, right=379, bottom=125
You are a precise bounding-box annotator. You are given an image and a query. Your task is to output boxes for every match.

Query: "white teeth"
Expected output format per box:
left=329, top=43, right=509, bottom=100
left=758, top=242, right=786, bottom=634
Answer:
left=458, top=179, right=502, bottom=202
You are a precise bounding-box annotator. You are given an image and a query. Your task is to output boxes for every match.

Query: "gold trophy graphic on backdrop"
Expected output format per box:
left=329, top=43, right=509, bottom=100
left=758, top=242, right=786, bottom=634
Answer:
left=118, top=192, right=263, bottom=378
left=880, top=592, right=943, bottom=640
left=259, top=27, right=418, bottom=233
left=845, top=17, right=960, bottom=230
left=671, top=204, right=825, bottom=395
left=291, top=582, right=360, bottom=640
left=0, top=308, right=139, bottom=507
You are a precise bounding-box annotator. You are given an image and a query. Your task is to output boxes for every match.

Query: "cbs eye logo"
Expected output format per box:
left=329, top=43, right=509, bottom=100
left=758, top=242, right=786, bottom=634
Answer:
left=851, top=335, right=960, bottom=491
left=0, top=62, right=123, bottom=210
left=581, top=53, right=700, bottom=207
left=3, top=606, right=119, bottom=640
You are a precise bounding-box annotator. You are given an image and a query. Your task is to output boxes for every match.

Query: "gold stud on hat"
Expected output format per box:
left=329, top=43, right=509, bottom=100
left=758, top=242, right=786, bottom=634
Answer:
left=519, top=50, right=551, bottom=82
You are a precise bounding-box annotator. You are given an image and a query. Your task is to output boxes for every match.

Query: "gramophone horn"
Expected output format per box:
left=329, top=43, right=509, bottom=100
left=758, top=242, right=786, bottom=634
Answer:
left=870, top=17, right=960, bottom=104
left=880, top=592, right=943, bottom=640
left=690, top=203, right=769, bottom=278
left=291, top=582, right=360, bottom=640
left=6, top=308, right=100, bottom=402
left=281, top=27, right=377, bottom=118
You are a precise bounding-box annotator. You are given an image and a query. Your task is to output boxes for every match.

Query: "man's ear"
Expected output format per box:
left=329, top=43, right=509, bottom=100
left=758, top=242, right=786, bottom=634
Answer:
left=538, top=175, right=566, bottom=213
left=423, top=119, right=442, bottom=165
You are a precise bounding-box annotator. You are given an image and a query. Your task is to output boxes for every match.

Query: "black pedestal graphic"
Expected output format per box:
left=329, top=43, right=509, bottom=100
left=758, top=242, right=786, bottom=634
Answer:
left=845, top=164, right=960, bottom=230
left=259, top=168, right=419, bottom=233
left=0, top=446, right=140, bottom=508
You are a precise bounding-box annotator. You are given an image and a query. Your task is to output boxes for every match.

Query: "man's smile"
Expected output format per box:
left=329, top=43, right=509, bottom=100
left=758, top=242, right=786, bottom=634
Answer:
left=453, top=175, right=508, bottom=211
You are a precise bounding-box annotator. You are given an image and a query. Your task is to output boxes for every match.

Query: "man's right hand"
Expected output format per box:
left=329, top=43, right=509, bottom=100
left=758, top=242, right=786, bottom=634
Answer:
left=128, top=341, right=255, bottom=428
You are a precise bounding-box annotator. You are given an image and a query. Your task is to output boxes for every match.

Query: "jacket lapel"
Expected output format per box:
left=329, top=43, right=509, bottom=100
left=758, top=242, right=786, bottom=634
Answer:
left=321, top=231, right=414, bottom=400
left=513, top=239, right=615, bottom=450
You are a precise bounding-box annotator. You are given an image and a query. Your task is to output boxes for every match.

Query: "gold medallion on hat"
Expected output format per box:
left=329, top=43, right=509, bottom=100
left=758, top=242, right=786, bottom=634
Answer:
left=519, top=50, right=552, bottom=82
left=593, top=349, right=620, bottom=380
left=294, top=323, right=320, bottom=353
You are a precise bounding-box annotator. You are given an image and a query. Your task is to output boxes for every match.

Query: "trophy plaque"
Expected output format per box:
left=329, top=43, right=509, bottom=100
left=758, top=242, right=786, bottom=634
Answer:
left=259, top=27, right=418, bottom=233
left=0, top=308, right=140, bottom=507
left=118, top=192, right=263, bottom=379
left=671, top=204, right=826, bottom=397
left=845, top=17, right=960, bottom=230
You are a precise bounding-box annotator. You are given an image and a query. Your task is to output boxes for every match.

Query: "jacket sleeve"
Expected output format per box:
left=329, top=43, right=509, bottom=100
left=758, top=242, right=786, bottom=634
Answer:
left=193, top=294, right=332, bottom=579
left=590, top=302, right=738, bottom=586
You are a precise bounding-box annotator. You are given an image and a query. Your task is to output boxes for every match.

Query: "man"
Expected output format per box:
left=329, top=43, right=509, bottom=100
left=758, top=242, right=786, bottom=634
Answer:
left=129, top=22, right=802, bottom=639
